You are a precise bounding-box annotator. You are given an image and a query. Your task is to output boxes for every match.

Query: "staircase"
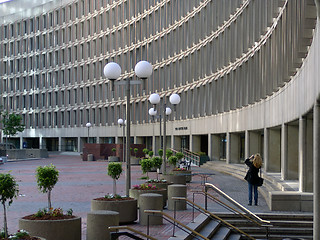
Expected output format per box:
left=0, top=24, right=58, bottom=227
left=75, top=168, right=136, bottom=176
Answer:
left=169, top=212, right=313, bottom=240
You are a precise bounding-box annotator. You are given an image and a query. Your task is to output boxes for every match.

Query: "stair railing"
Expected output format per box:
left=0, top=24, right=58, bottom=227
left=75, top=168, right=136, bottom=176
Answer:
left=109, top=225, right=157, bottom=240
left=172, top=197, right=256, bottom=240
left=205, top=183, right=272, bottom=238
left=144, top=210, right=209, bottom=240
left=182, top=148, right=201, bottom=166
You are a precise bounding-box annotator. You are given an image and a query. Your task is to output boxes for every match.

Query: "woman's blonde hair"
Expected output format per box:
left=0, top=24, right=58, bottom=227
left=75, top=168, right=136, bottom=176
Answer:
left=253, top=153, right=262, bottom=168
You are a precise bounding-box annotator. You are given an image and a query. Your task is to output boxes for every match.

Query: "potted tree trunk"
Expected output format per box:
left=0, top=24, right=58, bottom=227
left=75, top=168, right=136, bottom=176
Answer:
left=91, top=162, right=137, bottom=223
left=19, top=164, right=81, bottom=240
left=131, top=148, right=140, bottom=165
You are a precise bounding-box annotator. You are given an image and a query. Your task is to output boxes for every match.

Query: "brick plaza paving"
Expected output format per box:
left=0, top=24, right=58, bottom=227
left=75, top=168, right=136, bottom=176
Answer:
left=0, top=153, right=274, bottom=239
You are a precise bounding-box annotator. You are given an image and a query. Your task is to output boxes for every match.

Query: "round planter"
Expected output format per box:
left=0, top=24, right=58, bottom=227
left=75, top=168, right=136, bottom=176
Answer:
left=172, top=170, right=192, bottom=182
left=162, top=174, right=187, bottom=185
left=129, top=188, right=167, bottom=208
left=19, top=216, right=81, bottom=240
left=130, top=157, right=140, bottom=165
left=146, top=182, right=172, bottom=201
left=108, top=156, right=120, bottom=162
left=91, top=198, right=137, bottom=223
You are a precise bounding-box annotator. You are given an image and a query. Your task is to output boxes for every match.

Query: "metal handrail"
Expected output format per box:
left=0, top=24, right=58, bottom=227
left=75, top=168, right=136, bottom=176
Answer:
left=144, top=210, right=209, bottom=240
left=205, top=183, right=271, bottom=225
left=109, top=226, right=157, bottom=240
left=172, top=197, right=256, bottom=240
left=182, top=148, right=201, bottom=166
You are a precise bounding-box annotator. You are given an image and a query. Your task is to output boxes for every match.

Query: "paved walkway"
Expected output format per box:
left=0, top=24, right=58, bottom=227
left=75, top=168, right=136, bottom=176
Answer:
left=0, top=154, right=294, bottom=239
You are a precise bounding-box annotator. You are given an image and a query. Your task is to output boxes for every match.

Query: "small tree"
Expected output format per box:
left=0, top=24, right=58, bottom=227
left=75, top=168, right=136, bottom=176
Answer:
left=140, top=158, right=154, bottom=178
left=107, top=162, right=123, bottom=195
left=168, top=156, right=178, bottom=168
left=142, top=148, right=149, bottom=156
left=1, top=112, right=25, bottom=149
left=111, top=148, right=117, bottom=156
left=0, top=173, right=19, bottom=238
left=158, top=149, right=163, bottom=157
left=133, top=148, right=138, bottom=157
left=176, top=152, right=184, bottom=161
left=36, top=164, right=59, bottom=209
left=152, top=156, right=162, bottom=179
left=148, top=151, right=154, bottom=158
left=166, top=149, right=173, bottom=158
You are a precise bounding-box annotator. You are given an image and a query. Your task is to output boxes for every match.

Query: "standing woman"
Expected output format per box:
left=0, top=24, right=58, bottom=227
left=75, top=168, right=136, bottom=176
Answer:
left=244, top=153, right=263, bottom=205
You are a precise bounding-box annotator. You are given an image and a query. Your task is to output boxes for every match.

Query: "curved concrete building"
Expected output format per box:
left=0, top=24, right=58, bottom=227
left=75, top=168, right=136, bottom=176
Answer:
left=1, top=0, right=320, bottom=237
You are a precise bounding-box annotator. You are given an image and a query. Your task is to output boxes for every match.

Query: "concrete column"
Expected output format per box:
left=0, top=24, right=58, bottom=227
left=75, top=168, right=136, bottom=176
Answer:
left=208, top=134, right=212, bottom=160
left=152, top=135, right=156, bottom=153
left=173, top=136, right=181, bottom=151
left=299, top=116, right=307, bottom=192
left=287, top=124, right=299, bottom=180
left=20, top=136, right=23, bottom=149
left=58, top=137, right=62, bottom=151
left=227, top=133, right=240, bottom=164
left=281, top=123, right=288, bottom=180
left=313, top=102, right=320, bottom=240
left=226, top=132, right=231, bottom=164
left=39, top=136, right=43, bottom=149
left=77, top=137, right=81, bottom=153
left=245, top=130, right=249, bottom=159
left=211, top=134, right=220, bottom=161
left=192, top=135, right=201, bottom=153
left=305, top=118, right=314, bottom=192
left=264, top=128, right=269, bottom=172
left=189, top=134, right=193, bottom=152
left=268, top=128, right=281, bottom=172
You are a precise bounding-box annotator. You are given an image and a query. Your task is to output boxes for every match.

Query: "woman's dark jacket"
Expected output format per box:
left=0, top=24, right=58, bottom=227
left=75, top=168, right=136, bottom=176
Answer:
left=244, top=158, right=261, bottom=185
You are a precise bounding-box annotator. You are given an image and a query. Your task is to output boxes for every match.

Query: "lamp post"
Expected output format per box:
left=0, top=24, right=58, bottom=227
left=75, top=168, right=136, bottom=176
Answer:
left=118, top=118, right=126, bottom=162
left=149, top=93, right=181, bottom=174
left=86, top=122, right=92, bottom=143
left=104, top=61, right=153, bottom=196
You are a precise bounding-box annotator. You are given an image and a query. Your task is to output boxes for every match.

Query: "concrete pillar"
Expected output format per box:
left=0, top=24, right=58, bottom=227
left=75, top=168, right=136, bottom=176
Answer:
left=305, top=117, right=314, bottom=192
left=168, top=184, right=187, bottom=210
left=87, top=210, right=119, bottom=240
left=173, top=136, right=181, bottom=151
left=299, top=116, right=307, bottom=192
left=58, top=137, right=62, bottom=151
left=281, top=123, right=288, bottom=180
left=227, top=133, right=240, bottom=164
left=226, top=132, right=231, bottom=164
left=264, top=128, right=269, bottom=172
left=208, top=134, right=212, bottom=160
left=189, top=134, right=193, bottom=152
left=287, top=124, right=299, bottom=180
left=211, top=134, right=220, bottom=161
left=245, top=130, right=249, bottom=159
left=77, top=137, right=81, bottom=153
left=313, top=102, right=320, bottom=240
left=139, top=193, right=163, bottom=225
left=268, top=128, right=281, bottom=172
left=20, top=136, right=23, bottom=149
left=152, top=135, right=156, bottom=153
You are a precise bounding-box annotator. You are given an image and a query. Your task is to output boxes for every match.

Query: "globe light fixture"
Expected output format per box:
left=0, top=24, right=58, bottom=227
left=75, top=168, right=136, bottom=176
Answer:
left=86, top=122, right=92, bottom=143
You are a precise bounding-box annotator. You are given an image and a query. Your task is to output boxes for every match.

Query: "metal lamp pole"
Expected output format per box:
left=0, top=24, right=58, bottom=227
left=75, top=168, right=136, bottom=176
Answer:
left=149, top=93, right=180, bottom=174
left=86, top=122, right=91, bottom=143
left=118, top=118, right=126, bottom=162
left=104, top=61, right=153, bottom=196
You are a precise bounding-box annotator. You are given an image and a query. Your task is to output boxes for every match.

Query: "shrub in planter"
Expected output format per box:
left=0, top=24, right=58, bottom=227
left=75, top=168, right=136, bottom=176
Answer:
left=148, top=151, right=154, bottom=158
left=129, top=184, right=167, bottom=208
left=142, top=148, right=149, bottom=157
left=152, top=156, right=162, bottom=179
left=133, top=148, right=138, bottom=157
left=166, top=149, right=173, bottom=158
left=0, top=173, right=19, bottom=238
left=158, top=149, right=163, bottom=157
left=107, top=162, right=122, bottom=195
left=175, top=152, right=184, bottom=161
left=140, top=158, right=154, bottom=178
left=168, top=156, right=178, bottom=168
left=0, top=229, right=44, bottom=240
left=36, top=164, right=59, bottom=209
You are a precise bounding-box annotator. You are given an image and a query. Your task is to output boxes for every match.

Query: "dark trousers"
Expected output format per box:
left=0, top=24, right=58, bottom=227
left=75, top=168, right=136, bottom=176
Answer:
left=248, top=182, right=258, bottom=205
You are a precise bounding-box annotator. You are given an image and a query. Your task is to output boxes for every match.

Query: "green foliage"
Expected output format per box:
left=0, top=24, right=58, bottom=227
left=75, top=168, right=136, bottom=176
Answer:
left=36, top=164, right=59, bottom=194
left=111, top=148, right=116, bottom=156
left=166, top=149, right=173, bottom=158
left=168, top=156, right=178, bottom=167
left=134, top=148, right=138, bottom=156
left=148, top=151, right=154, bottom=157
left=158, top=149, right=163, bottom=157
left=142, top=148, right=149, bottom=155
left=152, top=156, right=162, bottom=169
left=1, top=112, right=25, bottom=137
left=140, top=158, right=154, bottom=176
left=175, top=152, right=184, bottom=160
left=0, top=173, right=19, bottom=206
left=34, top=208, right=47, bottom=218
left=197, top=151, right=206, bottom=156
left=107, top=162, right=123, bottom=180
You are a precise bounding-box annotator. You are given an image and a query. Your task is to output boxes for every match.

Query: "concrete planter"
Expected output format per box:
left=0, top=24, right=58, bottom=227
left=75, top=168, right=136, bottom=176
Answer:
left=108, top=156, right=119, bottom=162
left=146, top=182, right=172, bottom=201
left=19, top=216, right=81, bottom=240
left=130, top=156, right=140, bottom=165
left=161, top=174, right=187, bottom=185
left=172, top=170, right=192, bottom=182
left=91, top=198, right=137, bottom=223
left=129, top=188, right=167, bottom=208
